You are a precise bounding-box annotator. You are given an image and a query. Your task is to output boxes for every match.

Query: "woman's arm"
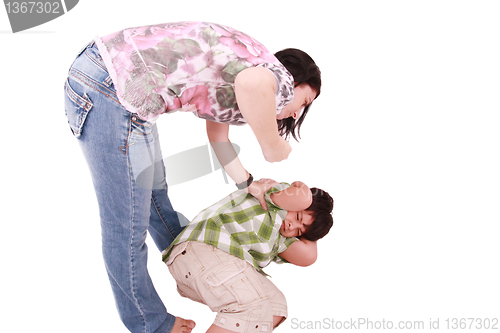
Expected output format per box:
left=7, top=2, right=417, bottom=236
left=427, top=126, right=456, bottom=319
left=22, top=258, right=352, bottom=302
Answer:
left=278, top=238, right=317, bottom=267
left=234, top=67, right=291, bottom=163
left=270, top=181, right=313, bottom=211
left=206, top=120, right=277, bottom=210
left=206, top=120, right=248, bottom=183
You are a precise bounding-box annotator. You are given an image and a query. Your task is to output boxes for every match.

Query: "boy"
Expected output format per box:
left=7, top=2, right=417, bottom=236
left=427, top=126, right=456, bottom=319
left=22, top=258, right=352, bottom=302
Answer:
left=162, top=180, right=333, bottom=333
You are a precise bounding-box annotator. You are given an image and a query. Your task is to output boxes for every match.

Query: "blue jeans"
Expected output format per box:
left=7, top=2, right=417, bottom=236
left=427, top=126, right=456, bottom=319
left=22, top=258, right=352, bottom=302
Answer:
left=64, top=42, right=188, bottom=333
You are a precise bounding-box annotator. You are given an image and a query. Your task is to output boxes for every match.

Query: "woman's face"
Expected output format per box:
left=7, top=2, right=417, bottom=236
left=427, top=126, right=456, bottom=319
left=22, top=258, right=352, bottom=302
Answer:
left=277, top=84, right=317, bottom=120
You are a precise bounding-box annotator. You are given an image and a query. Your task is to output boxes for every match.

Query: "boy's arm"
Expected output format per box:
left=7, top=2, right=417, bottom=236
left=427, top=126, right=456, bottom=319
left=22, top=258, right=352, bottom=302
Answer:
left=278, top=238, right=317, bottom=267
left=270, top=181, right=312, bottom=211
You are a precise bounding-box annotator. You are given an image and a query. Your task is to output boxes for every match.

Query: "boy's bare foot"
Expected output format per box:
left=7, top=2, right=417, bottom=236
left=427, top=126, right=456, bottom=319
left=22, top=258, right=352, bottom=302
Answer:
left=171, top=317, right=196, bottom=333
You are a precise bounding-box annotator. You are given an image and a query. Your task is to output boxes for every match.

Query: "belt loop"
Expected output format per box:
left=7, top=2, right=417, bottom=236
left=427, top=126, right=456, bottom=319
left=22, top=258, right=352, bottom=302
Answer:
left=104, top=76, right=113, bottom=87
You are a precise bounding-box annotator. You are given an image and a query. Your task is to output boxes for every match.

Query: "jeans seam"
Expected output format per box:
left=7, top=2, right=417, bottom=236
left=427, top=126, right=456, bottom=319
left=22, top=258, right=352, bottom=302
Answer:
left=151, top=192, right=176, bottom=239
left=127, top=118, right=148, bottom=332
left=119, top=114, right=134, bottom=155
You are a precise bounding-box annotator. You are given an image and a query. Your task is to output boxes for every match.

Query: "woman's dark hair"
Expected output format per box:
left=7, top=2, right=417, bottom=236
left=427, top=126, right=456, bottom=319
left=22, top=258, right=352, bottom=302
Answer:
left=302, top=188, right=334, bottom=241
left=274, top=48, right=322, bottom=141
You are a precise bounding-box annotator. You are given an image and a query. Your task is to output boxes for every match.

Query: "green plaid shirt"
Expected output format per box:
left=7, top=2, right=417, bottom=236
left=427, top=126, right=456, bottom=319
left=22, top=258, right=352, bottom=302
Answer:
left=162, top=183, right=298, bottom=270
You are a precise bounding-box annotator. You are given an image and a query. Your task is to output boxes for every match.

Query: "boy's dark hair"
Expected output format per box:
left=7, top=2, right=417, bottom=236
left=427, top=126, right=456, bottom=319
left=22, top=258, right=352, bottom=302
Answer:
left=274, top=48, right=322, bottom=142
left=302, top=188, right=334, bottom=241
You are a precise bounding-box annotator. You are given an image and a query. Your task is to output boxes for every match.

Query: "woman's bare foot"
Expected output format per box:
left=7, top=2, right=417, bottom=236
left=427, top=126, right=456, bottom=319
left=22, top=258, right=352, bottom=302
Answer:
left=171, top=317, right=196, bottom=333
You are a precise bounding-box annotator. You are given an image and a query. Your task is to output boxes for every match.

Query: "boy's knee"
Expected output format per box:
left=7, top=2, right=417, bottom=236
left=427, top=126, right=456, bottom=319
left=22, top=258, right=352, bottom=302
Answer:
left=273, top=316, right=285, bottom=329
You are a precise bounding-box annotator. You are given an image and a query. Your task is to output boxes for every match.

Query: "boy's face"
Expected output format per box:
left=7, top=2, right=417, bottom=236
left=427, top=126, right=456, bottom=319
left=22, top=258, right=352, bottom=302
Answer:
left=279, top=210, right=314, bottom=238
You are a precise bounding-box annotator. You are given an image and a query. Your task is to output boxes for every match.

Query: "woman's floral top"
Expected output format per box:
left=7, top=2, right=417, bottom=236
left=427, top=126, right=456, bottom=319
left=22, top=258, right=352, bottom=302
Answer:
left=94, top=21, right=295, bottom=125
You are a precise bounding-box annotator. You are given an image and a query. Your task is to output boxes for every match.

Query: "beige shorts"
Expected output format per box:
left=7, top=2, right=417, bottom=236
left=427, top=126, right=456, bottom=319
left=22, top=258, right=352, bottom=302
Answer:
left=167, top=241, right=287, bottom=333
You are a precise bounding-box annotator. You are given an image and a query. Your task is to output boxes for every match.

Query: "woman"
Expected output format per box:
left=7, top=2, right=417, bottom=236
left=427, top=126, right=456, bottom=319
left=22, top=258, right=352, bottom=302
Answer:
left=64, top=21, right=321, bottom=333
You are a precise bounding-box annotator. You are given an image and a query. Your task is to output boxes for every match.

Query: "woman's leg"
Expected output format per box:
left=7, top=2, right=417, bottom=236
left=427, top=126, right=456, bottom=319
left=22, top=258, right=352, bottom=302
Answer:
left=145, top=145, right=189, bottom=252
left=65, top=42, right=182, bottom=332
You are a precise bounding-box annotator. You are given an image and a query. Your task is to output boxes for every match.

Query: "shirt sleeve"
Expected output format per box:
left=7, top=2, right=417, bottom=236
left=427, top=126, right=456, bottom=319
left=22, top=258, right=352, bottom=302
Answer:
left=274, top=235, right=299, bottom=264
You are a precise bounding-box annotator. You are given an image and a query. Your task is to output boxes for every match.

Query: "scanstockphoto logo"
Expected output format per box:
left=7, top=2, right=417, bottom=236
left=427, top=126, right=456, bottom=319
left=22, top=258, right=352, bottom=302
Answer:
left=3, top=0, right=78, bottom=33
left=135, top=142, right=241, bottom=189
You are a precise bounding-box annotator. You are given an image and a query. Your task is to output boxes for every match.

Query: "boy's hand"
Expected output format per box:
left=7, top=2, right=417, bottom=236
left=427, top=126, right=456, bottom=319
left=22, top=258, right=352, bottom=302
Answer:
left=246, top=178, right=278, bottom=210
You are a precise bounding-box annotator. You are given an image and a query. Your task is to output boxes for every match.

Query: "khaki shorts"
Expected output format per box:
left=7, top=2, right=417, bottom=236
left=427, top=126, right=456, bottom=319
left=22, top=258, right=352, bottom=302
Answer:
left=167, top=241, right=287, bottom=333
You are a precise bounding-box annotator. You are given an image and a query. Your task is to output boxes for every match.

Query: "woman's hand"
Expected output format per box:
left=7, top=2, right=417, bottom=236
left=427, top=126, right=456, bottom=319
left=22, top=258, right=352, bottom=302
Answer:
left=269, top=181, right=312, bottom=212
left=246, top=178, right=279, bottom=210
left=261, top=137, right=292, bottom=162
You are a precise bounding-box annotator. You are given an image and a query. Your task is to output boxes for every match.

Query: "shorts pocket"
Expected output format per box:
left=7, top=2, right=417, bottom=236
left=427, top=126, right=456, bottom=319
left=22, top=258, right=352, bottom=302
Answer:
left=205, top=259, right=264, bottom=307
left=167, top=242, right=205, bottom=287
left=205, top=258, right=246, bottom=287
left=177, top=283, right=205, bottom=305
left=64, top=78, right=93, bottom=138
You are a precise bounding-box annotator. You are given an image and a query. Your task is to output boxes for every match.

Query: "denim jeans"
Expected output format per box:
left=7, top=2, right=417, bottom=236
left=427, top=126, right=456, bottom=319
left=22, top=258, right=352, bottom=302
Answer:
left=64, top=42, right=188, bottom=333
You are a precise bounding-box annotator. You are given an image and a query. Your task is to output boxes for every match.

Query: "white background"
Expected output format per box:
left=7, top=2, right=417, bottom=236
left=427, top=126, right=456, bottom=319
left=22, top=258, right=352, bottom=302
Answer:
left=1, top=1, right=499, bottom=332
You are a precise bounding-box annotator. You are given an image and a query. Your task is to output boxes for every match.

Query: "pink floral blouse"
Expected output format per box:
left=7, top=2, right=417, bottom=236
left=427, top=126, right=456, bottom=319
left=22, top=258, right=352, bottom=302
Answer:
left=94, top=21, right=295, bottom=125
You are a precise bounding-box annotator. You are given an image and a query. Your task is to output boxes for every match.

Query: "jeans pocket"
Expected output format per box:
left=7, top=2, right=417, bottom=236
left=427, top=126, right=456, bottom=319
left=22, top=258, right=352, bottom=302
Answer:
left=64, top=78, right=93, bottom=138
left=130, top=115, right=154, bottom=137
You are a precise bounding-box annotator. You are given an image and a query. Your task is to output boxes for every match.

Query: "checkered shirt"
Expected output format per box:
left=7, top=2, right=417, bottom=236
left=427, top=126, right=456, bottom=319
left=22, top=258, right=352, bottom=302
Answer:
left=162, top=183, right=298, bottom=270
